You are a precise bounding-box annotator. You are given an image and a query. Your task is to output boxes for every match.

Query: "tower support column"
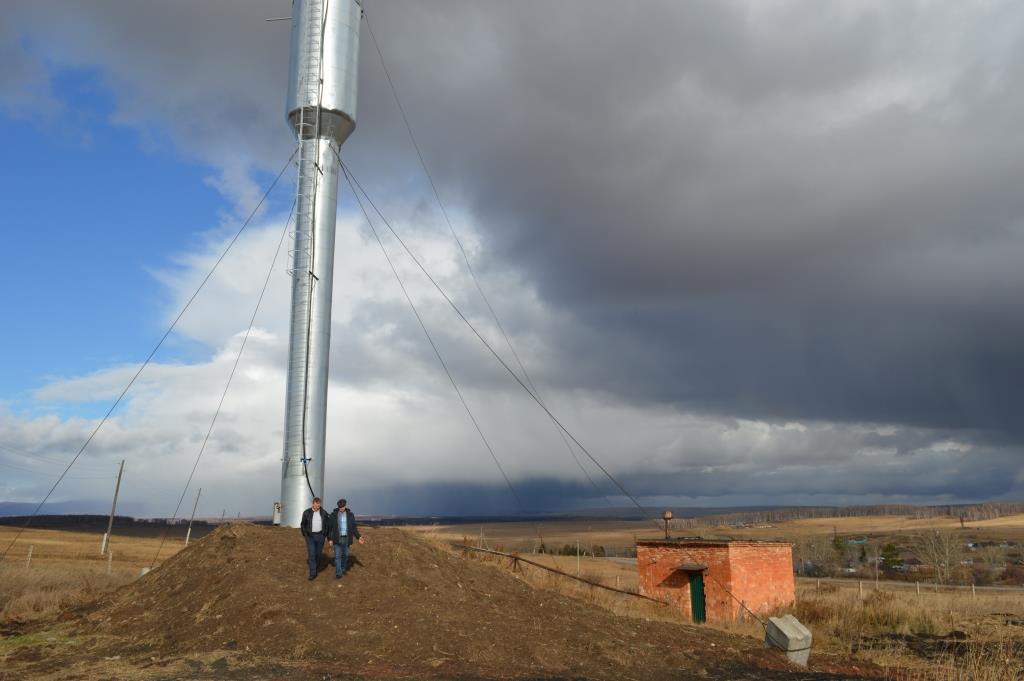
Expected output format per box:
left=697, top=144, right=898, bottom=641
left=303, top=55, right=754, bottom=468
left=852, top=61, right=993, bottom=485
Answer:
left=279, top=0, right=361, bottom=527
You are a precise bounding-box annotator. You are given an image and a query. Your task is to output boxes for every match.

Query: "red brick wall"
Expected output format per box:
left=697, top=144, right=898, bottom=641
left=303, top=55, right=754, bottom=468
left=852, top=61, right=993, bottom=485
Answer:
left=725, top=543, right=795, bottom=618
left=636, top=543, right=732, bottom=621
left=636, top=541, right=794, bottom=623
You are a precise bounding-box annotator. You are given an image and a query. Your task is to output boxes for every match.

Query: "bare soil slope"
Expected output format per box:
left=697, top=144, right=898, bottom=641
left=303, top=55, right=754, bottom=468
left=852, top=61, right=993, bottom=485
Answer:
left=68, top=524, right=874, bottom=680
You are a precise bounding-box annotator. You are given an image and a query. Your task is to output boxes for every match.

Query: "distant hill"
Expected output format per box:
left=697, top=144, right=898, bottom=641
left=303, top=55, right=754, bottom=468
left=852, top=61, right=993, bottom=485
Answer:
left=677, top=502, right=1024, bottom=527
left=0, top=501, right=95, bottom=516
left=0, top=500, right=145, bottom=517
left=572, top=505, right=787, bottom=519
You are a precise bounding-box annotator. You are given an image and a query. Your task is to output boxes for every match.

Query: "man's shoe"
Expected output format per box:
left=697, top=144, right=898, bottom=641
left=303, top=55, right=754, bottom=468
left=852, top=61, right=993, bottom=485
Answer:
left=335, top=574, right=342, bottom=579
left=308, top=574, right=316, bottom=581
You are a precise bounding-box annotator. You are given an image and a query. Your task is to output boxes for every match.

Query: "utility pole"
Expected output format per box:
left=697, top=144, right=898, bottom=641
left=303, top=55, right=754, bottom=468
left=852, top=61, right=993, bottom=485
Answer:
left=100, top=459, right=125, bottom=556
left=576, top=536, right=581, bottom=577
left=185, top=488, right=202, bottom=546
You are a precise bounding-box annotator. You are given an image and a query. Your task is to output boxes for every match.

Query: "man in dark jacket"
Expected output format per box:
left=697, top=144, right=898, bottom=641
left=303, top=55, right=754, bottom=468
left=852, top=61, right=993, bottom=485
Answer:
left=327, top=498, right=364, bottom=579
left=300, top=497, right=330, bottom=580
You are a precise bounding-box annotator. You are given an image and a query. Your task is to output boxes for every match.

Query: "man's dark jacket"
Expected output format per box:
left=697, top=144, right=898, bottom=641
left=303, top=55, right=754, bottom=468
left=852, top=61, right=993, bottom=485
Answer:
left=327, top=508, right=360, bottom=546
left=300, top=507, right=330, bottom=538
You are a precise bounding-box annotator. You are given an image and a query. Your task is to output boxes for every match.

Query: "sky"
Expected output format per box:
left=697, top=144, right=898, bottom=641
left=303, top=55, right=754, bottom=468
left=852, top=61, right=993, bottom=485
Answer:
left=1, top=0, right=1022, bottom=518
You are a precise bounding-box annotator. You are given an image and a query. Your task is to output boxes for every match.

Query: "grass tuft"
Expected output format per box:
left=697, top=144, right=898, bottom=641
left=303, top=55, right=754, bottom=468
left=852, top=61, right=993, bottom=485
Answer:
left=0, top=563, right=136, bottom=622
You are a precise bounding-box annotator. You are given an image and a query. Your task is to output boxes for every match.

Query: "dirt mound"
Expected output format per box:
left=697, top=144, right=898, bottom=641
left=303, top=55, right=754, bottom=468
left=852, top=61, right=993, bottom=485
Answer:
left=78, top=524, right=874, bottom=680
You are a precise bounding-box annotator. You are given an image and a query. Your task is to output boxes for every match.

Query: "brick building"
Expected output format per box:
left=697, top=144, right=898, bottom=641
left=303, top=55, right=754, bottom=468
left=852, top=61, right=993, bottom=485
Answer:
left=636, top=540, right=794, bottom=623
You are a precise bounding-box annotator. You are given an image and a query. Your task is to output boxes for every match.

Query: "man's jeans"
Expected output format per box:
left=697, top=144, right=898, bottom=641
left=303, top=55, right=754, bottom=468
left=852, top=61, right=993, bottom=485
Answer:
left=305, top=532, right=325, bottom=577
left=334, top=538, right=350, bottom=577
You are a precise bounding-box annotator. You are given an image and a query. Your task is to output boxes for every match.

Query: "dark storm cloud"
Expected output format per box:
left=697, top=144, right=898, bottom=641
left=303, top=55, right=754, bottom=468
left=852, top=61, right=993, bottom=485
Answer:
left=346, top=1, right=1024, bottom=439
left=9, top=1, right=1019, bottom=435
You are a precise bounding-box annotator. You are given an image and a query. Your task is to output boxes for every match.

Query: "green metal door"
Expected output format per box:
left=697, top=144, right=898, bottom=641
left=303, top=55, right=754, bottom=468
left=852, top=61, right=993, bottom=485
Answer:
left=689, top=571, right=706, bottom=623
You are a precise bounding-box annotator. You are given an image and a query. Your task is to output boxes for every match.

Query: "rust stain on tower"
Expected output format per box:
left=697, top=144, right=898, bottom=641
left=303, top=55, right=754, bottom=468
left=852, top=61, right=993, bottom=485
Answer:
left=636, top=540, right=795, bottom=623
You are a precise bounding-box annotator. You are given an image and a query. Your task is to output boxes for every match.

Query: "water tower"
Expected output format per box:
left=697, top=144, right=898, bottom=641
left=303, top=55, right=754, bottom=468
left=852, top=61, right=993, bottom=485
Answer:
left=279, top=0, right=362, bottom=527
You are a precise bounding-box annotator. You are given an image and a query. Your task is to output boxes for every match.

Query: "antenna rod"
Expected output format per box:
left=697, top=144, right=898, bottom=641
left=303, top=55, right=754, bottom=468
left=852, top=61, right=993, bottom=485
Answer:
left=279, top=0, right=362, bottom=527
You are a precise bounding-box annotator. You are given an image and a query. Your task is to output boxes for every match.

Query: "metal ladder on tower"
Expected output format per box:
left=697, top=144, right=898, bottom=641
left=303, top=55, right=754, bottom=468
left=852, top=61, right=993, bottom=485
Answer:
left=289, top=0, right=326, bottom=282
left=287, top=0, right=327, bottom=472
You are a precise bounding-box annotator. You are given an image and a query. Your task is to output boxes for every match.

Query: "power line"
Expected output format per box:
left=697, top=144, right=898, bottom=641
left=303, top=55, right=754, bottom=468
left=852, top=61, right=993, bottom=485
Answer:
left=363, top=10, right=610, bottom=505
left=357, top=26, right=769, bottom=623
left=346, top=29, right=767, bottom=616
left=0, top=150, right=297, bottom=561
left=150, top=197, right=296, bottom=569
left=341, top=164, right=649, bottom=519
left=0, top=443, right=119, bottom=472
left=342, top=166, right=526, bottom=514
left=0, top=459, right=114, bottom=480
left=344, top=163, right=769, bottom=627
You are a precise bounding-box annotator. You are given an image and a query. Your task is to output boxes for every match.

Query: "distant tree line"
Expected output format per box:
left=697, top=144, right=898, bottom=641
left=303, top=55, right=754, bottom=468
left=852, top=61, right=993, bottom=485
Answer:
left=537, top=544, right=607, bottom=557
left=0, top=514, right=216, bottom=530
left=677, top=502, right=1024, bottom=528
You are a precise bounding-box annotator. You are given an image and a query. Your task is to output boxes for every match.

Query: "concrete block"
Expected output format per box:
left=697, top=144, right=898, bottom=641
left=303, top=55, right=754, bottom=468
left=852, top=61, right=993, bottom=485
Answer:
left=764, top=614, right=812, bottom=667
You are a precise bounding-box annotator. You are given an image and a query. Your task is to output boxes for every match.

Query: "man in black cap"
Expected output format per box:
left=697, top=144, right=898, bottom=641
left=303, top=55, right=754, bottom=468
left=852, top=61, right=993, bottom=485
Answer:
left=299, top=497, right=330, bottom=580
left=327, top=498, right=364, bottom=579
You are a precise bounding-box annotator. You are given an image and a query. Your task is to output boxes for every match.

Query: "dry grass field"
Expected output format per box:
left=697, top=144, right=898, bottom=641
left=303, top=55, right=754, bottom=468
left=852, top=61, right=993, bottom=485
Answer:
left=408, top=518, right=669, bottom=553
left=412, top=515, right=1024, bottom=680
left=0, top=526, right=189, bottom=623
left=525, top=553, right=640, bottom=588
left=3, top=516, right=1024, bottom=679
left=408, top=513, right=1024, bottom=550
left=0, top=562, right=136, bottom=623
left=719, top=514, right=1024, bottom=543
left=707, top=582, right=1024, bottom=681
left=0, top=526, right=186, bottom=571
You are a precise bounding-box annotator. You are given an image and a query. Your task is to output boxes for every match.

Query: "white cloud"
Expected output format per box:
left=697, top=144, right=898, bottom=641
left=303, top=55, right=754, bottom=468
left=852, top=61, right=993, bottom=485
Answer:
left=4, top=204, right=1017, bottom=514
